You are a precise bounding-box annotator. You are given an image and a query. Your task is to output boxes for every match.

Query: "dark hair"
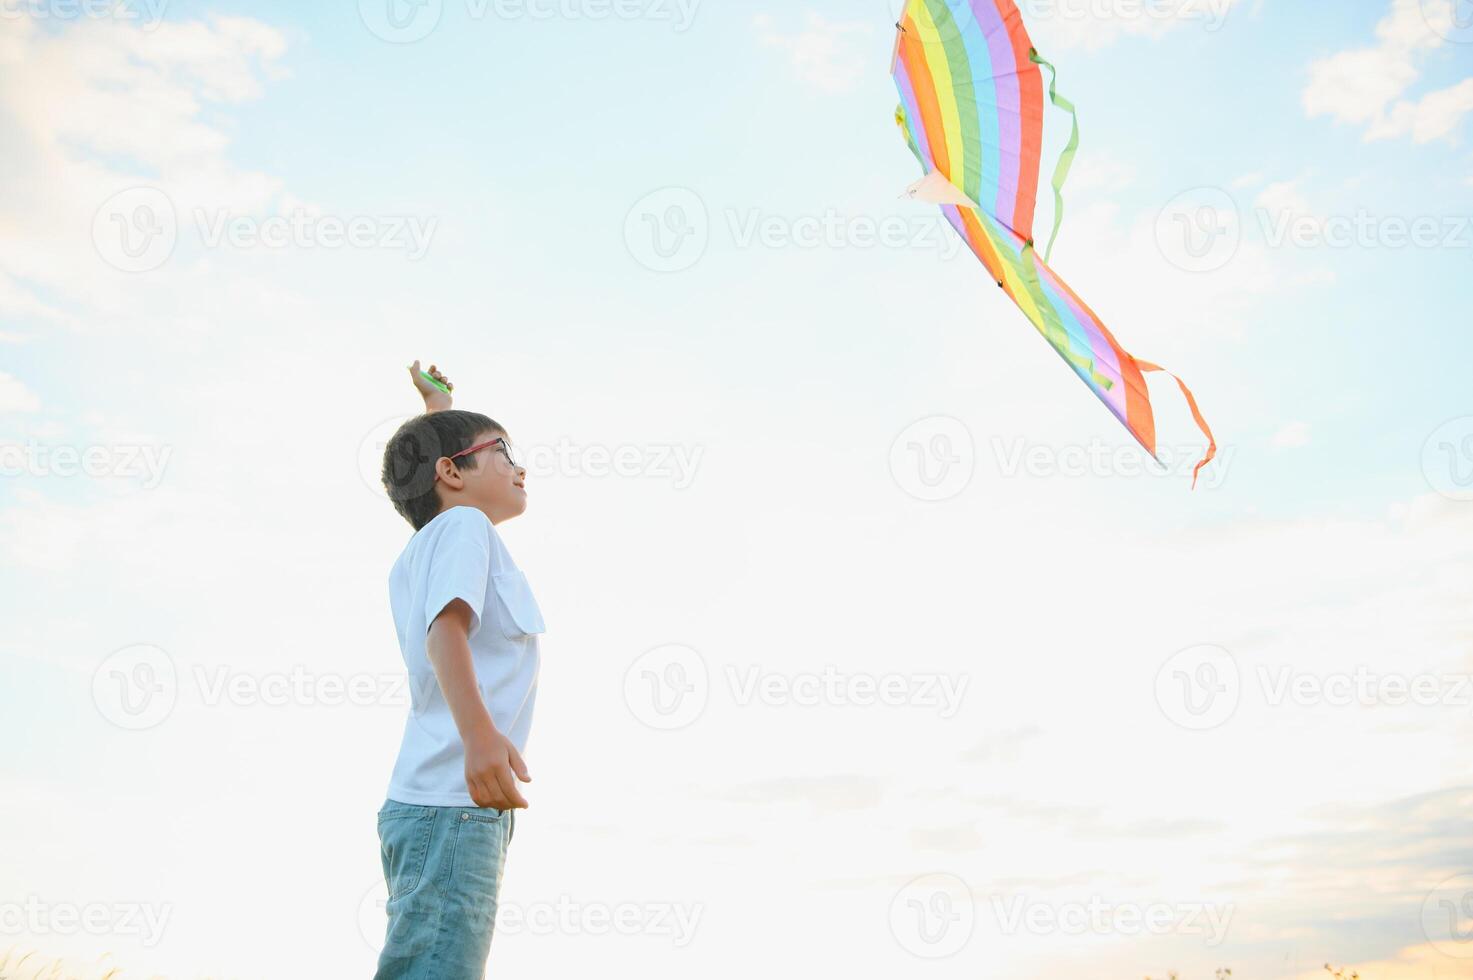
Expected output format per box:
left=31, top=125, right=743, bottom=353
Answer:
left=382, top=410, right=503, bottom=530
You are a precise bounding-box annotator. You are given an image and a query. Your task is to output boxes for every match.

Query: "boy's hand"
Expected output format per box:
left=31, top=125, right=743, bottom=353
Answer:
left=409, top=359, right=454, bottom=413
left=464, top=725, right=532, bottom=810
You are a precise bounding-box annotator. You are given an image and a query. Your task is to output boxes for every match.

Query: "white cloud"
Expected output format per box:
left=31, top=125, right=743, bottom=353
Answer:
left=1271, top=420, right=1311, bottom=448
left=1254, top=177, right=1314, bottom=218
left=1370, top=76, right=1473, bottom=143
left=1304, top=0, right=1473, bottom=143
left=0, top=14, right=288, bottom=172
left=0, top=272, right=67, bottom=326
left=755, top=13, right=872, bottom=95
left=0, top=12, right=293, bottom=334
left=0, top=370, right=41, bottom=412
left=1062, top=149, right=1138, bottom=197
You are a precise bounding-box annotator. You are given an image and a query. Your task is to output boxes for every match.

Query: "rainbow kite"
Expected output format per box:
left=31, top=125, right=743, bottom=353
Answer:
left=891, top=0, right=1216, bottom=485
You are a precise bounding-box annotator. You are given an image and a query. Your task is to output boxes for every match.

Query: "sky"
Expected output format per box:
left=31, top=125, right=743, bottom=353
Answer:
left=1, top=0, right=1472, bottom=977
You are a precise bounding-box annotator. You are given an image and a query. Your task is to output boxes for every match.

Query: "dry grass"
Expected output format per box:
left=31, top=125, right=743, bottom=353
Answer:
left=0, top=948, right=121, bottom=980
left=0, top=947, right=157, bottom=980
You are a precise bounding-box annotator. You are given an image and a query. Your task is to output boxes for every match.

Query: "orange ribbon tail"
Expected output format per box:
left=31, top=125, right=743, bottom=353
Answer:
left=1138, top=361, right=1217, bottom=489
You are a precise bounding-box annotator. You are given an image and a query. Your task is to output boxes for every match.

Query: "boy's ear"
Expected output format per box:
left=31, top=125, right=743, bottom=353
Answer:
left=434, top=456, right=464, bottom=490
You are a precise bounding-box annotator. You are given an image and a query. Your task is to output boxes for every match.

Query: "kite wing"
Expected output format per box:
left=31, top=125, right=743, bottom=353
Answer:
left=892, top=0, right=1216, bottom=485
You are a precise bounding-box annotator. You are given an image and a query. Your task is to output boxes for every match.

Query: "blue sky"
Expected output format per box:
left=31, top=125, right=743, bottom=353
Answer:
left=1, top=1, right=1472, bottom=978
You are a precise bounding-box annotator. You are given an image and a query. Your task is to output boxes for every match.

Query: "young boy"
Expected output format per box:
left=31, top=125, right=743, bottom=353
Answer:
left=373, top=361, right=542, bottom=979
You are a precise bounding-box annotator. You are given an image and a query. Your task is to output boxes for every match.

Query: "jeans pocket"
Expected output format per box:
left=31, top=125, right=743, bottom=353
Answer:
left=378, top=805, right=435, bottom=901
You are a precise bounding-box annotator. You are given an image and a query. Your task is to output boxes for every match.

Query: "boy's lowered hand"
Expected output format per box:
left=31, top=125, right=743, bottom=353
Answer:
left=464, top=726, right=532, bottom=811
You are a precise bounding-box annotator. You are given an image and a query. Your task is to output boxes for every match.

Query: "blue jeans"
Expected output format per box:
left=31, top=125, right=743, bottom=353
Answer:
left=373, top=800, right=516, bottom=979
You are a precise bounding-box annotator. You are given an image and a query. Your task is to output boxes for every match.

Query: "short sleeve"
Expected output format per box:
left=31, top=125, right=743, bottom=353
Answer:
left=422, top=508, right=492, bottom=639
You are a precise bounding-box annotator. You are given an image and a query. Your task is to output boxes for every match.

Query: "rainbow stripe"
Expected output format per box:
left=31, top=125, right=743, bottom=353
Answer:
left=891, top=0, right=1215, bottom=483
left=893, top=0, right=1043, bottom=241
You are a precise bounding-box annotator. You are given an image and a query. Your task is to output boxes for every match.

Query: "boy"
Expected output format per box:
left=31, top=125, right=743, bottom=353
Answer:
left=373, top=361, right=542, bottom=979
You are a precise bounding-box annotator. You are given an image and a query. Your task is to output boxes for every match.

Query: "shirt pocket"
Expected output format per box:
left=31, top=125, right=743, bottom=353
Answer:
left=492, top=569, right=546, bottom=639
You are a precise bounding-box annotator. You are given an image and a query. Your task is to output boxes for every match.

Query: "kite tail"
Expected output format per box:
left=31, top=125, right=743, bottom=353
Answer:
left=1138, top=361, right=1217, bottom=489
left=1029, top=48, right=1080, bottom=266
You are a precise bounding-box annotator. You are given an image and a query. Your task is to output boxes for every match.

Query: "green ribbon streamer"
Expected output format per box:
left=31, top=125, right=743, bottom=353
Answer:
left=1029, top=48, right=1080, bottom=266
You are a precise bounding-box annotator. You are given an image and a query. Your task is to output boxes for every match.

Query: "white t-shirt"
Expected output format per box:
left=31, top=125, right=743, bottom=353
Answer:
left=385, top=506, right=544, bottom=806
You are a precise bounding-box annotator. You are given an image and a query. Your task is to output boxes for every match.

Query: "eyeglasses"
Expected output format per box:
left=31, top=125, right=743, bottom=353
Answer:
left=436, top=437, right=518, bottom=480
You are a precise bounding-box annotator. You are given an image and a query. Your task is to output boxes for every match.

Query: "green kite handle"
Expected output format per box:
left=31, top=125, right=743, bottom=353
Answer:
left=419, top=370, right=451, bottom=394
